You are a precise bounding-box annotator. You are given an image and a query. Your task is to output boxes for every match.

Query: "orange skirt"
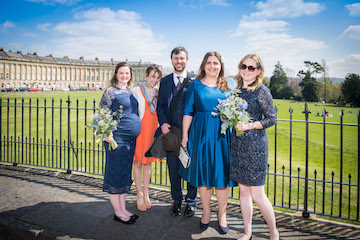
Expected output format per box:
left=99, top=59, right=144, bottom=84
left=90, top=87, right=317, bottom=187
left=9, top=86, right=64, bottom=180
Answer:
left=133, top=92, right=162, bottom=164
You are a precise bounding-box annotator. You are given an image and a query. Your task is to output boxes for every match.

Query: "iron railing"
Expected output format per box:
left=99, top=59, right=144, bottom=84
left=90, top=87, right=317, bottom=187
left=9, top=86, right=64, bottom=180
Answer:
left=0, top=96, right=359, bottom=221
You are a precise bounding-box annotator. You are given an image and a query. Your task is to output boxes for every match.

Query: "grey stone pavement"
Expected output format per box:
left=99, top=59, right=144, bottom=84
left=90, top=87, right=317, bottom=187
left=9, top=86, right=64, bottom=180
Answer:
left=1, top=164, right=360, bottom=240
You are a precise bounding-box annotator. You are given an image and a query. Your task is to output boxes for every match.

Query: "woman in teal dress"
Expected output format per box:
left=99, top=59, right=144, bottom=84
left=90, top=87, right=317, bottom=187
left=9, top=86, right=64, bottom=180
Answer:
left=179, top=52, right=236, bottom=234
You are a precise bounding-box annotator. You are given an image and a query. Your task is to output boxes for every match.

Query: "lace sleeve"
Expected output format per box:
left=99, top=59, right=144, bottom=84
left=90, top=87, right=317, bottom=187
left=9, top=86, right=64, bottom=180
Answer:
left=257, top=85, right=276, bottom=129
left=100, top=87, right=115, bottom=110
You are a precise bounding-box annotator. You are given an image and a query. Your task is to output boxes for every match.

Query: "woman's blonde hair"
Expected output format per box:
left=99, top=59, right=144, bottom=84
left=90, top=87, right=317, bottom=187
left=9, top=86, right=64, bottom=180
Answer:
left=110, top=62, right=133, bottom=88
left=196, top=52, right=230, bottom=92
left=234, top=54, right=264, bottom=92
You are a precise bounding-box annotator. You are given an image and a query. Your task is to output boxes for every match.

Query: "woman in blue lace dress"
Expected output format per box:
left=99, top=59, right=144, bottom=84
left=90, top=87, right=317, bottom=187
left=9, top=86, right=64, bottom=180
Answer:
left=100, top=62, right=141, bottom=225
left=230, top=54, right=279, bottom=240
left=180, top=52, right=236, bottom=234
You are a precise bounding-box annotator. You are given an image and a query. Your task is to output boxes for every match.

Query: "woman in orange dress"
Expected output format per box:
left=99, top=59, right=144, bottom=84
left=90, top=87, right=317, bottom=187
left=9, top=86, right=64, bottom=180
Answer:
left=132, top=65, right=162, bottom=211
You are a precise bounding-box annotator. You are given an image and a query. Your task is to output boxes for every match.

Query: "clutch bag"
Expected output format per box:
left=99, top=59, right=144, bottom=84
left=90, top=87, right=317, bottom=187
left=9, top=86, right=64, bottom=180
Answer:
left=179, top=146, right=191, bottom=168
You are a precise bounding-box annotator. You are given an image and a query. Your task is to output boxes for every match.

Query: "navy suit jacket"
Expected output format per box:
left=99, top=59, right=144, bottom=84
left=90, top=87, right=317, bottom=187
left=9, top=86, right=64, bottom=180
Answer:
left=157, top=72, right=192, bottom=135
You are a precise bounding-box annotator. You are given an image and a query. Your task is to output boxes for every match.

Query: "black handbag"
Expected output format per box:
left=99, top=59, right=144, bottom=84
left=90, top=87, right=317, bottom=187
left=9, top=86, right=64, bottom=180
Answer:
left=145, top=76, right=190, bottom=159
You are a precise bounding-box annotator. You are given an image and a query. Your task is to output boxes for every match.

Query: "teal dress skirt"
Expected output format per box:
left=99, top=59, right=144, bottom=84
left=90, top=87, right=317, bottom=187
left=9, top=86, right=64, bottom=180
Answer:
left=179, top=79, right=236, bottom=188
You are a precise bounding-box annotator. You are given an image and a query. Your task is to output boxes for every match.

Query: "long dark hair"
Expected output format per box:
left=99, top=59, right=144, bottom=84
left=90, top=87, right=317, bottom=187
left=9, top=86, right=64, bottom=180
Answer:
left=110, top=62, right=133, bottom=88
left=196, top=52, right=229, bottom=92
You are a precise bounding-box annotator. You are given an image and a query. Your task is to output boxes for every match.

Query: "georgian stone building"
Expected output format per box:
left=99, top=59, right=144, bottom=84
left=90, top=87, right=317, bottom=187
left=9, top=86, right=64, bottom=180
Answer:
left=0, top=48, right=156, bottom=90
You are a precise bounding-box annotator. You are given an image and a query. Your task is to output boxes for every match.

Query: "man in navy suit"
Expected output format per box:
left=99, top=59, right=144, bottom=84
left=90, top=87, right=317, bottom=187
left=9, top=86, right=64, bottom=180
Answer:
left=157, top=46, right=197, bottom=217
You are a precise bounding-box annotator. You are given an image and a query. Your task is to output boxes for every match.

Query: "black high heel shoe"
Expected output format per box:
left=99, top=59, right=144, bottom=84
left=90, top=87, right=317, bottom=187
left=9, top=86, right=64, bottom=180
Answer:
left=130, top=214, right=139, bottom=220
left=114, top=214, right=136, bottom=224
left=218, top=223, right=229, bottom=234
left=199, top=219, right=209, bottom=231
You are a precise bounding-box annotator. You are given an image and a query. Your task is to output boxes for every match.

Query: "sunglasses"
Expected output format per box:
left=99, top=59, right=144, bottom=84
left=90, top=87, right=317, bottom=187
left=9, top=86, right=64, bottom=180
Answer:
left=240, top=64, right=258, bottom=72
left=151, top=64, right=163, bottom=70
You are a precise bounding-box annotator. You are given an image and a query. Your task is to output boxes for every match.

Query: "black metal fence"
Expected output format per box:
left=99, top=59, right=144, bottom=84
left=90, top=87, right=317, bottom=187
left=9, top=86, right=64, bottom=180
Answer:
left=0, top=96, right=359, bottom=222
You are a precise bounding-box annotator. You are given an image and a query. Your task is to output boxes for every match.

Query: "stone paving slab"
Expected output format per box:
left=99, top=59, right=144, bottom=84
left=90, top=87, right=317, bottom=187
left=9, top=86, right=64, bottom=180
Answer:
left=0, top=164, right=360, bottom=240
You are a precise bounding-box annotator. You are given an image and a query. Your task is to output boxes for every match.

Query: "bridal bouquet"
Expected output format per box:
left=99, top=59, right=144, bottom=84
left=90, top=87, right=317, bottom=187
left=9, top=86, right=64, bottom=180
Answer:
left=89, top=106, right=123, bottom=150
left=212, top=89, right=251, bottom=136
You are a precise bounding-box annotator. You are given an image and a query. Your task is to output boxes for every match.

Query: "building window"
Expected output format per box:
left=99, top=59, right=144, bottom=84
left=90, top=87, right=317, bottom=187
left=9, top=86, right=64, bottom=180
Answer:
left=0, top=72, right=3, bottom=78
left=6, top=73, right=9, bottom=79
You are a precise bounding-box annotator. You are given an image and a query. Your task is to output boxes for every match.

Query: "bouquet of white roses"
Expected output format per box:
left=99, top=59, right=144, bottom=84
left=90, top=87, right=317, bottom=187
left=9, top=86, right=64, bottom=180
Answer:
left=212, top=89, right=251, bottom=136
left=89, top=106, right=123, bottom=150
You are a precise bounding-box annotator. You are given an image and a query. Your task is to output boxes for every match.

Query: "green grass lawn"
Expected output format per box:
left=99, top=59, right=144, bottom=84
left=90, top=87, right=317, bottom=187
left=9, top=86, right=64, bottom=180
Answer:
left=1, top=92, right=360, bottom=221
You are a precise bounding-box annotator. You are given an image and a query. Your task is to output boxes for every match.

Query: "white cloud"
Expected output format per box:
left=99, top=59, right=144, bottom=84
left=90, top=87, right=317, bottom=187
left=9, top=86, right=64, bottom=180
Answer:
left=49, top=8, right=168, bottom=61
left=227, top=0, right=329, bottom=76
left=26, top=0, right=82, bottom=5
left=231, top=19, right=289, bottom=37
left=346, top=3, right=360, bottom=16
left=341, top=25, right=360, bottom=40
left=329, top=54, right=360, bottom=77
left=0, top=21, right=16, bottom=32
left=178, top=1, right=185, bottom=7
left=248, top=0, right=324, bottom=20
left=37, top=23, right=52, bottom=31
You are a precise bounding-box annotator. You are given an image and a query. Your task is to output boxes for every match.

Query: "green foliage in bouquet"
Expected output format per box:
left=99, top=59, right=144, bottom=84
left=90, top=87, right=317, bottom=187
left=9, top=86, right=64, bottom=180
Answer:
left=88, top=106, right=123, bottom=150
left=212, top=89, right=252, bottom=136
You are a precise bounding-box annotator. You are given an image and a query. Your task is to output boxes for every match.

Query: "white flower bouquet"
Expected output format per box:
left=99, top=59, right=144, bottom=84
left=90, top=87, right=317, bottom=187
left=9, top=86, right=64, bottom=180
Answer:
left=212, top=89, right=252, bottom=136
left=89, top=106, right=123, bottom=150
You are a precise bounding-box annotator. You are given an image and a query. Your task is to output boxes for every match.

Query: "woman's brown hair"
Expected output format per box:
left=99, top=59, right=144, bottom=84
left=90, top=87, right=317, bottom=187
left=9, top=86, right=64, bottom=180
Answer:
left=196, top=52, right=229, bottom=92
left=146, top=65, right=163, bottom=79
left=110, top=62, right=133, bottom=88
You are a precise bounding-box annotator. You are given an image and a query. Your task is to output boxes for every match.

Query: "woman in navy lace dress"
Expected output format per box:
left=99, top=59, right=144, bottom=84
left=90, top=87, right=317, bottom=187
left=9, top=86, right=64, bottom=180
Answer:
left=100, top=62, right=141, bottom=224
left=230, top=54, right=279, bottom=240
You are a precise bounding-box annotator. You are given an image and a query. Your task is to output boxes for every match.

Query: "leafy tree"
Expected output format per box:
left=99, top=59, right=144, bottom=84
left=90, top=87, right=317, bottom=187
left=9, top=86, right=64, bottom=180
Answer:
left=263, top=77, right=270, bottom=88
left=298, top=71, right=318, bottom=102
left=278, top=85, right=294, bottom=99
left=320, top=59, right=331, bottom=102
left=269, top=62, right=289, bottom=98
left=342, top=73, right=360, bottom=107
left=298, top=61, right=323, bottom=102
left=318, top=81, right=342, bottom=103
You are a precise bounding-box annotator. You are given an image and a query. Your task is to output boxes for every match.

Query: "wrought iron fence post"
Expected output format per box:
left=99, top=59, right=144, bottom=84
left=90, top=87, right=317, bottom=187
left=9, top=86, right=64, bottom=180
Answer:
left=302, top=102, right=311, bottom=218
left=289, top=106, right=293, bottom=208
left=357, top=110, right=360, bottom=221
left=0, top=97, right=2, bottom=161
left=274, top=105, right=278, bottom=205
left=66, top=95, right=72, bottom=174
left=339, top=109, right=344, bottom=217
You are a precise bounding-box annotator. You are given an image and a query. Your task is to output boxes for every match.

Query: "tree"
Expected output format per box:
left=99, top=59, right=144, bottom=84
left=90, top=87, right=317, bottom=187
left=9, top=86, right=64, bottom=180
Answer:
left=269, top=62, right=289, bottom=98
left=342, top=73, right=360, bottom=107
left=318, top=81, right=342, bottom=103
left=298, top=61, right=323, bottom=102
left=262, top=77, right=270, bottom=88
left=320, top=59, right=331, bottom=102
left=278, top=85, right=294, bottom=99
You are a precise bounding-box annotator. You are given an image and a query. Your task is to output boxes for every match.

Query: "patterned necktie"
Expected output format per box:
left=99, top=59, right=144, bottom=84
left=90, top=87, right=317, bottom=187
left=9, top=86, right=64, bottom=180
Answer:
left=176, top=76, right=182, bottom=90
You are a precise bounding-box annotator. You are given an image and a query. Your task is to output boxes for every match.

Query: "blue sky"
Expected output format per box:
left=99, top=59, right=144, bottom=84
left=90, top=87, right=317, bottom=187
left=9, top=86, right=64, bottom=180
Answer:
left=1, top=0, right=359, bottom=78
